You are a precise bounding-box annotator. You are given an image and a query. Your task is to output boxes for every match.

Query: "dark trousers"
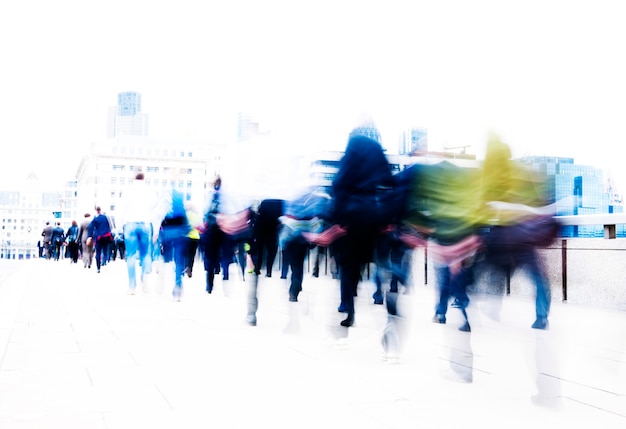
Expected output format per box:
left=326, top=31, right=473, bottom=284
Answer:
left=201, top=225, right=223, bottom=292
left=184, top=237, right=199, bottom=275
left=434, top=264, right=472, bottom=316
left=335, top=228, right=377, bottom=315
left=94, top=236, right=112, bottom=270
left=161, top=235, right=187, bottom=288
left=255, top=230, right=279, bottom=276
left=68, top=241, right=79, bottom=263
left=284, top=239, right=308, bottom=299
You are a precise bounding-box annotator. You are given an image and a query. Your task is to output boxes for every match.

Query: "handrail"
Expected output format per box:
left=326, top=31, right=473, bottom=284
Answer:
left=557, top=213, right=626, bottom=239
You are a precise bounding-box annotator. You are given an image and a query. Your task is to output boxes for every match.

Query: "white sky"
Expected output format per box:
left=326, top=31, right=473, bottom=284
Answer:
left=2, top=0, right=626, bottom=190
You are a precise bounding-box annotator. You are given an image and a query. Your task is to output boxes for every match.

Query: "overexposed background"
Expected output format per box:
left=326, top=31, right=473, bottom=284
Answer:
left=1, top=0, right=625, bottom=190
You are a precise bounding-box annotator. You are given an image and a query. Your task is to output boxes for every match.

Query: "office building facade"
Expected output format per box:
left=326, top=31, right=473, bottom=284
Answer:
left=75, top=135, right=223, bottom=230
left=399, top=127, right=428, bottom=155
left=521, top=156, right=624, bottom=237
left=0, top=174, right=63, bottom=259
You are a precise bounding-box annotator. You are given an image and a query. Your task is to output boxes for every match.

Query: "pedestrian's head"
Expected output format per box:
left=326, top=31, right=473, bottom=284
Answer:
left=95, top=206, right=101, bottom=213
left=84, top=213, right=91, bottom=218
left=72, top=220, right=77, bottom=226
left=135, top=172, right=145, bottom=181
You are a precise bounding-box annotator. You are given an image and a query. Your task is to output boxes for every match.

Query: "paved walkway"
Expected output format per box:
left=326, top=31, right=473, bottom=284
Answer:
left=0, top=257, right=625, bottom=428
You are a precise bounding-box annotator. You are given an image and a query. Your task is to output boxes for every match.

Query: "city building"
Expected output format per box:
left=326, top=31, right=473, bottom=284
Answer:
left=0, top=173, right=62, bottom=259
left=399, top=127, right=428, bottom=155
left=520, top=156, right=624, bottom=237
left=107, top=92, right=149, bottom=138
left=74, top=135, right=224, bottom=230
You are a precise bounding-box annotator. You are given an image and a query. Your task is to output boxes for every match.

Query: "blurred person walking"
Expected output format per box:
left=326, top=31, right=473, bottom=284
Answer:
left=87, top=206, right=114, bottom=273
left=254, top=199, right=285, bottom=278
left=479, top=133, right=558, bottom=330
left=279, top=188, right=333, bottom=302
left=405, top=160, right=484, bottom=332
left=66, top=220, right=80, bottom=263
left=159, top=186, right=191, bottom=301
left=41, top=221, right=53, bottom=260
left=78, top=213, right=94, bottom=268
left=50, top=222, right=65, bottom=261
left=310, top=119, right=395, bottom=328
left=116, top=172, right=163, bottom=294
left=201, top=177, right=226, bottom=294
left=183, top=202, right=202, bottom=279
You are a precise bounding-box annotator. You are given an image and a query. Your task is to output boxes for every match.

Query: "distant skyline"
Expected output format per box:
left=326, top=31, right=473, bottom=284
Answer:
left=2, top=0, right=626, bottom=190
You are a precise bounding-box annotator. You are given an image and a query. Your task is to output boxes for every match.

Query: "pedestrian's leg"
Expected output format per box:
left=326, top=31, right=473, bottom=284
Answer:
left=433, top=265, right=451, bottom=323
left=288, top=242, right=306, bottom=301
left=246, top=271, right=259, bottom=326
left=527, top=254, right=551, bottom=329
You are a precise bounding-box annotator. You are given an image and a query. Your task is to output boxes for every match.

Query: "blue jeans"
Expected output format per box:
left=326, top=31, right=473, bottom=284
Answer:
left=434, top=263, right=472, bottom=316
left=161, top=226, right=189, bottom=290
left=485, top=246, right=551, bottom=320
left=124, top=222, right=152, bottom=289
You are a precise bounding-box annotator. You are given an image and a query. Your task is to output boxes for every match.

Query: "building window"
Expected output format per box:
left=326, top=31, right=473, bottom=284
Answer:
left=187, top=181, right=192, bottom=188
left=113, top=165, right=125, bottom=171
left=147, top=166, right=159, bottom=173
left=130, top=166, right=141, bottom=172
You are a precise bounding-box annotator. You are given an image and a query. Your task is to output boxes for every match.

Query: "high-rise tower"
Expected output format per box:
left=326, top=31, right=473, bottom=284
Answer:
left=107, top=91, right=149, bottom=138
left=399, top=127, right=428, bottom=155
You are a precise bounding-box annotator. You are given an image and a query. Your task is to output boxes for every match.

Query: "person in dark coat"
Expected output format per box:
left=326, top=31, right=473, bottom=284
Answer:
left=50, top=222, right=65, bottom=261
left=254, top=199, right=285, bottom=278
left=66, top=220, right=80, bottom=263
left=327, top=120, right=395, bottom=327
left=87, top=206, right=114, bottom=273
left=201, top=177, right=225, bottom=294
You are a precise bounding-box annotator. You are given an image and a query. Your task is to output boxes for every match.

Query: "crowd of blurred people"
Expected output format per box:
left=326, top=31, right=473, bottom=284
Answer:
left=38, top=119, right=561, bottom=371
